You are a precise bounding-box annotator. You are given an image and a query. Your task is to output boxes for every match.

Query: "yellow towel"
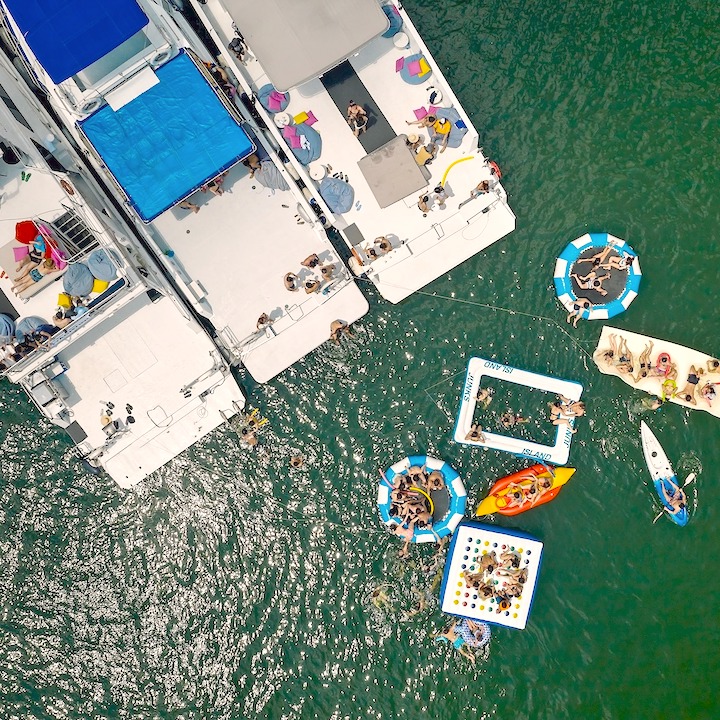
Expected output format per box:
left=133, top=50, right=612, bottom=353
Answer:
left=419, top=58, right=431, bottom=76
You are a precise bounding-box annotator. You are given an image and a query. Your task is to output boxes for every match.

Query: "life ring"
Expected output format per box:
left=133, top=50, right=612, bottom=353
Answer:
left=151, top=49, right=172, bottom=67
left=60, top=179, right=75, bottom=196
left=80, top=98, right=102, bottom=115
left=488, top=160, right=502, bottom=178
left=656, top=352, right=672, bottom=375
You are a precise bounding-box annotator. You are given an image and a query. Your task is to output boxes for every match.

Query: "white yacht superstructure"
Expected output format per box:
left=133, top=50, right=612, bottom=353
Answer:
left=0, top=51, right=245, bottom=488
left=186, top=0, right=516, bottom=303
left=0, top=0, right=369, bottom=384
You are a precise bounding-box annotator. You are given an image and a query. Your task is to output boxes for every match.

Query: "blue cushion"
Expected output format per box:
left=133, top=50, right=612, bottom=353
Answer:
left=87, top=249, right=118, bottom=281
left=15, top=316, right=47, bottom=342
left=63, top=262, right=95, bottom=297
left=0, top=313, right=16, bottom=343
left=257, top=83, right=290, bottom=113
left=291, top=124, right=322, bottom=165
left=381, top=4, right=403, bottom=38
left=435, top=107, right=468, bottom=149
left=319, top=177, right=354, bottom=214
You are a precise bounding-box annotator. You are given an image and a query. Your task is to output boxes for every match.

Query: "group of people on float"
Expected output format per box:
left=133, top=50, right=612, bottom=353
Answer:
left=463, top=547, right=529, bottom=608
left=387, top=463, right=445, bottom=558
left=596, top=334, right=719, bottom=408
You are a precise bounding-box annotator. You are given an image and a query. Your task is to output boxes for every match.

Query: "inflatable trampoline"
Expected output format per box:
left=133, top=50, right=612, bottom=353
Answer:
left=454, top=357, right=583, bottom=465
left=554, top=232, right=641, bottom=321
left=439, top=520, right=544, bottom=630
left=377, top=454, right=466, bottom=543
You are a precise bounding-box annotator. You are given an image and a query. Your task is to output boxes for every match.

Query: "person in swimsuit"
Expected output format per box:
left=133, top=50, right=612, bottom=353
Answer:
left=330, top=319, right=354, bottom=344
left=600, top=253, right=635, bottom=271
left=574, top=245, right=615, bottom=268
left=374, top=236, right=393, bottom=254
left=571, top=270, right=611, bottom=296
left=527, top=475, right=553, bottom=506
left=475, top=387, right=494, bottom=407
left=425, top=470, right=446, bottom=491
left=633, top=341, right=655, bottom=382
left=595, top=333, right=618, bottom=367
left=700, top=382, right=717, bottom=407
left=256, top=313, right=273, bottom=330
left=503, top=483, right=527, bottom=509
left=548, top=401, right=578, bottom=432
left=11, top=258, right=58, bottom=294
left=706, top=358, right=720, bottom=374
left=434, top=619, right=490, bottom=664
left=347, top=101, right=368, bottom=137
left=673, top=365, right=703, bottom=405
left=465, top=424, right=486, bottom=442
left=566, top=298, right=592, bottom=328
left=417, top=193, right=431, bottom=215
left=389, top=522, right=415, bottom=559
left=614, top=336, right=634, bottom=376
left=301, top=253, right=320, bottom=269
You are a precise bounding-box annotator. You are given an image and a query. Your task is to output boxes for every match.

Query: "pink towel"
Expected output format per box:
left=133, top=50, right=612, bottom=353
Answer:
left=395, top=57, right=405, bottom=72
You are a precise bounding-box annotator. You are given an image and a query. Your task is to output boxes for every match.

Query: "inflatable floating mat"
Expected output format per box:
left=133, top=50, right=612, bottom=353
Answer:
left=454, top=357, right=583, bottom=465
left=439, top=520, right=544, bottom=630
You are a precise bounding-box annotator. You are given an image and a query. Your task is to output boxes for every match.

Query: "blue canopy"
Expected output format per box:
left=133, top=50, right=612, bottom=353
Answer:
left=79, top=51, right=255, bottom=222
left=3, top=0, right=149, bottom=85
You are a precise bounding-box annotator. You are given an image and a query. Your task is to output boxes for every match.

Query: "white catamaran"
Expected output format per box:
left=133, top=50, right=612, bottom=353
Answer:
left=186, top=0, right=516, bottom=303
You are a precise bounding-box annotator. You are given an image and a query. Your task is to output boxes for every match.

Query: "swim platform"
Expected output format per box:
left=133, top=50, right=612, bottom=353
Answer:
left=377, top=454, right=466, bottom=542
left=454, top=357, right=583, bottom=465
left=594, top=326, right=720, bottom=419
left=439, top=520, right=544, bottom=630
left=554, top=232, right=641, bottom=320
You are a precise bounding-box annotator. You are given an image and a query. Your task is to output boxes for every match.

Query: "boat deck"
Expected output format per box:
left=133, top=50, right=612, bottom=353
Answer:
left=39, top=291, right=244, bottom=487
left=194, top=1, right=516, bottom=303
left=148, top=160, right=369, bottom=383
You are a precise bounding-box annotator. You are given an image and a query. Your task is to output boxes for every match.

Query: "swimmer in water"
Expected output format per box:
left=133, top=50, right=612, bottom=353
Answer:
left=370, top=585, right=393, bottom=610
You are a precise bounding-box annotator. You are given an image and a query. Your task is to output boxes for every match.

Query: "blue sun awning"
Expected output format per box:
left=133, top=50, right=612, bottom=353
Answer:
left=78, top=51, right=255, bottom=222
left=3, top=0, right=149, bottom=84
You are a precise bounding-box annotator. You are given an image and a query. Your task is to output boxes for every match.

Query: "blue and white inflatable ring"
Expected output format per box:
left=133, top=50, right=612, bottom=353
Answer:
left=554, top=232, right=642, bottom=321
left=377, top=454, right=466, bottom=543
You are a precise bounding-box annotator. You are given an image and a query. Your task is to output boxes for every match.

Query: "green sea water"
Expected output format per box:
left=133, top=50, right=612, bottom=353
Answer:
left=2, top=1, right=720, bottom=718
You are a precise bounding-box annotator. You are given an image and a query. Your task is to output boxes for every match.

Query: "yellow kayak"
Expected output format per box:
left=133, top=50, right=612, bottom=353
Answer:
left=476, top=464, right=576, bottom=516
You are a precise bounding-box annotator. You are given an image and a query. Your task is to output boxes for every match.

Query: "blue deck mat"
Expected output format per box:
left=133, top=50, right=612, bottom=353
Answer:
left=3, top=0, right=149, bottom=84
left=79, top=51, right=254, bottom=222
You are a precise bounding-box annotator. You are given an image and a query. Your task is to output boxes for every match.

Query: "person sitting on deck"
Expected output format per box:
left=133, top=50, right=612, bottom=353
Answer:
left=320, top=263, right=336, bottom=280
left=425, top=470, right=446, bottom=492
left=201, top=171, right=228, bottom=196
left=375, top=236, right=393, bottom=254
left=706, top=358, right=720, bottom=374
left=470, top=180, right=490, bottom=198
left=242, top=153, right=261, bottom=178
left=301, top=253, right=320, bottom=269
left=429, top=117, right=452, bottom=153
left=256, top=313, right=273, bottom=330
left=660, top=479, right=687, bottom=516
left=526, top=475, right=554, bottom=507
left=465, top=424, right=486, bottom=442
left=417, top=193, right=431, bottom=215
left=673, top=365, right=703, bottom=405
left=284, top=272, right=299, bottom=291
left=347, top=100, right=368, bottom=137
left=304, top=279, right=321, bottom=294
left=566, top=298, right=592, bottom=328
left=503, top=482, right=526, bottom=509
left=571, top=270, right=611, bottom=296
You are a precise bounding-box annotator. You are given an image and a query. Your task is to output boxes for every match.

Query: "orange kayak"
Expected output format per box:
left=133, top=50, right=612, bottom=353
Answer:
left=476, top=464, right=576, bottom=516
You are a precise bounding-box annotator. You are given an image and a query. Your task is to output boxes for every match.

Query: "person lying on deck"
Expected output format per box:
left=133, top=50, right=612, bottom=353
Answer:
left=11, top=259, right=58, bottom=294
left=406, top=113, right=437, bottom=129
left=673, top=365, right=703, bottom=405
left=242, top=153, right=261, bottom=178
left=633, top=341, right=655, bottom=382
left=571, top=270, right=610, bottom=296
left=574, top=245, right=615, bottom=268
left=700, top=382, right=717, bottom=406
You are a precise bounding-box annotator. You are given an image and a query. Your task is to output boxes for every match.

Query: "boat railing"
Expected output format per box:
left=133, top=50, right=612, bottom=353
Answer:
left=3, top=277, right=130, bottom=380
left=0, top=11, right=47, bottom=94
